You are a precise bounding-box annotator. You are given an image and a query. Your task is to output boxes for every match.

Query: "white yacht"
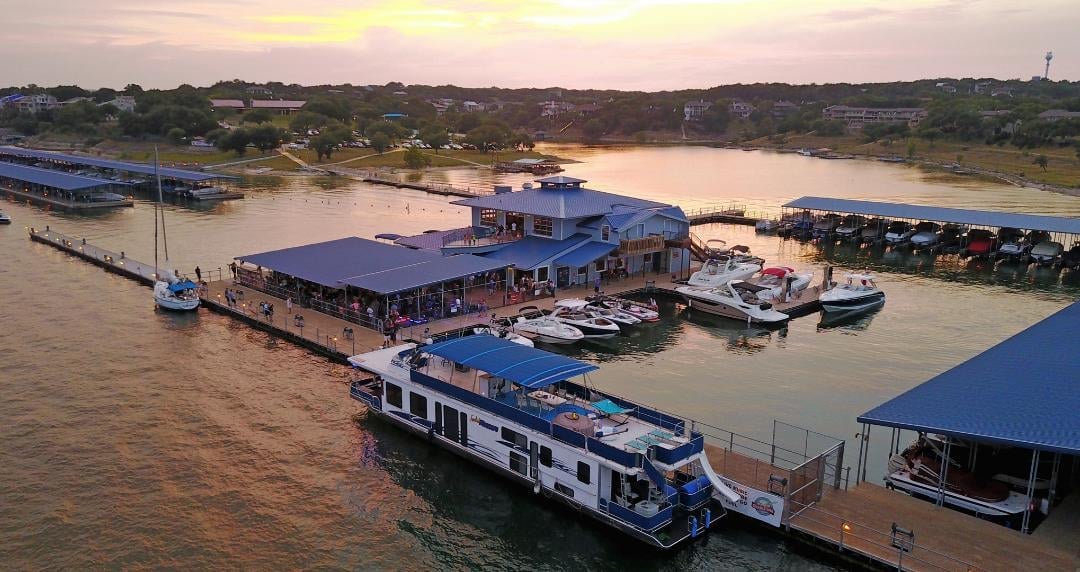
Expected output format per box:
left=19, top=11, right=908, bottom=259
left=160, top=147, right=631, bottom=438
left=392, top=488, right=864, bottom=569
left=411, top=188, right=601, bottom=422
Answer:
left=676, top=281, right=791, bottom=324
left=347, top=336, right=742, bottom=548
left=547, top=306, right=621, bottom=339
left=820, top=273, right=884, bottom=312
left=509, top=308, right=584, bottom=344
left=745, top=267, right=813, bottom=301
left=471, top=326, right=534, bottom=347
left=555, top=299, right=640, bottom=327
left=685, top=256, right=761, bottom=289
left=592, top=297, right=661, bottom=322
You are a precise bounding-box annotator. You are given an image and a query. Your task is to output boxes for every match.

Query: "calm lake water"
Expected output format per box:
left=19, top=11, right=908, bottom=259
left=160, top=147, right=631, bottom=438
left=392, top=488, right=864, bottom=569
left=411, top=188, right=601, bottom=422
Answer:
left=2, top=145, right=1077, bottom=569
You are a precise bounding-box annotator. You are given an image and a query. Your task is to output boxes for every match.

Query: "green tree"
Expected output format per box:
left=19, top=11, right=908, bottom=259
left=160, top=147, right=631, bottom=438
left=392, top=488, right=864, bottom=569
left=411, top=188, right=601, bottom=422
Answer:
left=217, top=128, right=251, bottom=156
left=243, top=109, right=273, bottom=124
left=249, top=123, right=287, bottom=153
left=465, top=123, right=511, bottom=151
left=509, top=130, right=534, bottom=151
left=289, top=111, right=330, bottom=134
left=403, top=147, right=432, bottom=169
left=906, top=140, right=917, bottom=159
left=165, top=127, right=187, bottom=145
left=582, top=118, right=605, bottom=140
left=366, top=121, right=407, bottom=142
left=918, top=127, right=943, bottom=148
left=204, top=128, right=228, bottom=145
left=370, top=132, right=390, bottom=153
left=311, top=133, right=340, bottom=161
left=1034, top=154, right=1049, bottom=171
left=419, top=123, right=450, bottom=153
left=123, top=83, right=144, bottom=95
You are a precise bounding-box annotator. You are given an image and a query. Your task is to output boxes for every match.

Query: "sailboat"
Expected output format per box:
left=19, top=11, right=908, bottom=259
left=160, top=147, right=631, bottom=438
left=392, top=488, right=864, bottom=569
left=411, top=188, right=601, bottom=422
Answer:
left=151, top=148, right=200, bottom=312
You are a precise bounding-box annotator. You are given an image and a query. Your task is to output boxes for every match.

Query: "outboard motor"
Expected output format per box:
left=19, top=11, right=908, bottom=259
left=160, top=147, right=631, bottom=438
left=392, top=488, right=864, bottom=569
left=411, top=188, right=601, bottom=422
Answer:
left=759, top=302, right=773, bottom=310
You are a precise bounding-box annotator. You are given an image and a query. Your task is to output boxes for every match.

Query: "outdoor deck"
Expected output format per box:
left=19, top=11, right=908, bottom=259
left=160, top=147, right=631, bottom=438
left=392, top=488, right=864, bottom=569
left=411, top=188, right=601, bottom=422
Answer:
left=788, top=483, right=1078, bottom=572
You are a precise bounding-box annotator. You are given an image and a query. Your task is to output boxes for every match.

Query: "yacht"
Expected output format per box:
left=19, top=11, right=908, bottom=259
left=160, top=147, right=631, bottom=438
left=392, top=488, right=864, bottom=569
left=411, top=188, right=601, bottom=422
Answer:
left=834, top=215, right=866, bottom=241
left=909, top=221, right=943, bottom=250
left=347, top=336, right=742, bottom=548
left=471, top=326, right=534, bottom=347
left=591, top=296, right=661, bottom=322
left=0, top=210, right=10, bottom=224
left=885, top=436, right=1030, bottom=521
left=546, top=306, right=621, bottom=339
left=555, top=299, right=640, bottom=327
left=509, top=307, right=584, bottom=344
left=820, top=273, right=884, bottom=312
left=676, top=281, right=791, bottom=324
left=685, top=256, right=762, bottom=289
left=150, top=149, right=199, bottom=312
left=884, top=221, right=915, bottom=246
left=745, top=267, right=813, bottom=300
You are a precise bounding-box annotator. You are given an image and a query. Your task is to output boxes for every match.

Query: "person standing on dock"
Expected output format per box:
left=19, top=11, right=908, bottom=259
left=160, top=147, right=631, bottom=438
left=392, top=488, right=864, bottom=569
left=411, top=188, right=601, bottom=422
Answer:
left=594, top=276, right=601, bottom=295
left=195, top=266, right=202, bottom=282
left=229, top=262, right=237, bottom=279
left=286, top=296, right=293, bottom=314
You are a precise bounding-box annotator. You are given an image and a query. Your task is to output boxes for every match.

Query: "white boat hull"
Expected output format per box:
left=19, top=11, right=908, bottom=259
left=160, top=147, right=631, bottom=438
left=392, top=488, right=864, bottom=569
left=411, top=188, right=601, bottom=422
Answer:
left=885, top=471, right=1029, bottom=518
left=155, top=295, right=200, bottom=311
left=679, top=288, right=789, bottom=323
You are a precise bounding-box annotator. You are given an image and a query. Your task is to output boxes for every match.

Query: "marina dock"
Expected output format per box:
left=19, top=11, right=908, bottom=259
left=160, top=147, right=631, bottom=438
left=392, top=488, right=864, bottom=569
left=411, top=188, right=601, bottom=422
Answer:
left=322, top=164, right=491, bottom=198
left=686, top=204, right=761, bottom=226
left=5, top=186, right=133, bottom=210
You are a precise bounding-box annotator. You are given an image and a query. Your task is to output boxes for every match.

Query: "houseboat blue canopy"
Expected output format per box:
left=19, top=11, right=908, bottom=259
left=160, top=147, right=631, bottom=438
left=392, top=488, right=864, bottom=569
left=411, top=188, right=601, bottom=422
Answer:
left=482, top=234, right=591, bottom=270
left=784, top=196, right=1080, bottom=235
left=0, top=162, right=122, bottom=191
left=0, top=146, right=234, bottom=182
left=237, top=237, right=507, bottom=295
left=422, top=335, right=598, bottom=388
left=857, top=301, right=1080, bottom=454
left=553, top=241, right=618, bottom=268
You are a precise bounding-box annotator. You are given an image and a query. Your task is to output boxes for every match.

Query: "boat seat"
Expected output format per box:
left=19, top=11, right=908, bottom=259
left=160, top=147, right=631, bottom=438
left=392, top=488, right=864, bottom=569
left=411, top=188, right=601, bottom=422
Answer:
left=649, top=429, right=676, bottom=441
left=626, top=439, right=649, bottom=452
left=638, top=434, right=663, bottom=447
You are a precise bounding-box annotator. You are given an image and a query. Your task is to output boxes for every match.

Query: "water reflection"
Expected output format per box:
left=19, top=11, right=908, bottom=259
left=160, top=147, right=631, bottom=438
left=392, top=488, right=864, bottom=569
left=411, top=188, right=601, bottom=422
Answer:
left=680, top=307, right=783, bottom=354
left=816, top=306, right=884, bottom=331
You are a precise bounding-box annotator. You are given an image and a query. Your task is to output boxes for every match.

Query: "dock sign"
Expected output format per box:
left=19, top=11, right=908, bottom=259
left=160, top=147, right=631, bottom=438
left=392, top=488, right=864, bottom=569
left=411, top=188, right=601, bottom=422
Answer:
left=717, top=476, right=784, bottom=527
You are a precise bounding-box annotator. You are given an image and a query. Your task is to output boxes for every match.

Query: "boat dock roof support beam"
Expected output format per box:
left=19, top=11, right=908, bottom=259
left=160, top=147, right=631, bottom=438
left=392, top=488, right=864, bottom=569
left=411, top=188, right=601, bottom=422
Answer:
left=1022, top=449, right=1040, bottom=533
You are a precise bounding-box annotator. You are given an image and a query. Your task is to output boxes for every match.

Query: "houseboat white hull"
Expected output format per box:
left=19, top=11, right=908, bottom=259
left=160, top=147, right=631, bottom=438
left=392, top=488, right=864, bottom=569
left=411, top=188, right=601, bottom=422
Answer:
left=677, top=286, right=790, bottom=324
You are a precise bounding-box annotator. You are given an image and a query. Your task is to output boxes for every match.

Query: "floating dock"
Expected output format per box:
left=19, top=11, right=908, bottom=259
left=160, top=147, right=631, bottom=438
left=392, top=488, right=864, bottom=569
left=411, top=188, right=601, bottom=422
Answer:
left=5, top=186, right=133, bottom=210
left=321, top=164, right=490, bottom=198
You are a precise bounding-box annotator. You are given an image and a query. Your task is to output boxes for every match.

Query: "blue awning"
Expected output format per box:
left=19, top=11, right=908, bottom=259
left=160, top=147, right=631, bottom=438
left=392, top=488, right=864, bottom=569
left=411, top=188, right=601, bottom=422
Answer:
left=482, top=234, right=590, bottom=270
left=0, top=162, right=123, bottom=191
left=553, top=241, right=618, bottom=268
left=858, top=301, right=1080, bottom=454
left=422, top=335, right=598, bottom=388
left=784, top=196, right=1080, bottom=235
left=168, top=279, right=199, bottom=292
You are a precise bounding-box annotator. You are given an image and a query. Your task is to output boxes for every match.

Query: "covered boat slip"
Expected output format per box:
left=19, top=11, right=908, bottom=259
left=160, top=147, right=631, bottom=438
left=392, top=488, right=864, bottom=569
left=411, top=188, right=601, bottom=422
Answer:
left=782, top=196, right=1080, bottom=246
left=0, top=145, right=233, bottom=183
left=234, top=237, right=512, bottom=331
left=0, top=162, right=133, bottom=208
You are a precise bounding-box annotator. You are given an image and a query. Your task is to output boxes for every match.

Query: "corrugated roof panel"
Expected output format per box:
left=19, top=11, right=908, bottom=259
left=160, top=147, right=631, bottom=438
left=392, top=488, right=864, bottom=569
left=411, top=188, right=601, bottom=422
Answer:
left=858, top=301, right=1080, bottom=454
left=784, top=197, right=1080, bottom=235
left=0, top=162, right=121, bottom=191
left=481, top=234, right=591, bottom=270
left=553, top=241, right=618, bottom=267
left=452, top=186, right=671, bottom=219
left=422, top=335, right=597, bottom=388
left=0, top=146, right=234, bottom=182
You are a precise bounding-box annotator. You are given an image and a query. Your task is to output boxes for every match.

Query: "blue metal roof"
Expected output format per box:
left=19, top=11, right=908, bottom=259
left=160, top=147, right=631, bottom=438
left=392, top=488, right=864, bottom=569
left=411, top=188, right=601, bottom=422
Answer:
left=0, top=162, right=122, bottom=191
left=858, top=301, right=1080, bottom=454
left=236, top=237, right=507, bottom=294
left=482, top=234, right=591, bottom=270
left=0, top=146, right=233, bottom=182
left=785, top=197, right=1080, bottom=235
left=422, top=335, right=598, bottom=388
left=553, top=241, right=618, bottom=268
left=452, top=185, right=672, bottom=219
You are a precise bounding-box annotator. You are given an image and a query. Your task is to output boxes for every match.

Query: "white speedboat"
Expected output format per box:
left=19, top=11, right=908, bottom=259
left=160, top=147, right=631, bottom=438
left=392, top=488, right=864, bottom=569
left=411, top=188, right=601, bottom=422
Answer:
left=1028, top=231, right=1063, bottom=266
left=884, top=221, right=915, bottom=246
left=592, top=297, right=661, bottom=322
left=471, top=326, right=534, bottom=347
left=686, top=256, right=761, bottom=289
left=547, top=306, right=621, bottom=339
left=996, top=227, right=1028, bottom=261
left=154, top=279, right=201, bottom=311
left=909, top=221, right=943, bottom=249
left=511, top=307, right=584, bottom=344
left=820, top=273, right=884, bottom=312
left=0, top=211, right=11, bottom=224
left=834, top=215, right=866, bottom=241
left=555, top=298, right=640, bottom=326
left=676, top=281, right=790, bottom=324
left=745, top=267, right=813, bottom=301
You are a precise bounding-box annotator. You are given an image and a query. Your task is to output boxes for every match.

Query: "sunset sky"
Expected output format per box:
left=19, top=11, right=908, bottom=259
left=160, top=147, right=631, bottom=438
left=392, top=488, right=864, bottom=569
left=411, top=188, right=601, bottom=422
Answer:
left=4, top=0, right=1077, bottom=90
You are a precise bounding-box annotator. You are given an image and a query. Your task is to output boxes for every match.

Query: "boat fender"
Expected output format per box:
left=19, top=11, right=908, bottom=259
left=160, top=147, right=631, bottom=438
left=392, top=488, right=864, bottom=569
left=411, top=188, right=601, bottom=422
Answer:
left=759, top=302, right=772, bottom=310
left=690, top=516, right=699, bottom=538
left=533, top=480, right=541, bottom=495
left=703, top=508, right=711, bottom=528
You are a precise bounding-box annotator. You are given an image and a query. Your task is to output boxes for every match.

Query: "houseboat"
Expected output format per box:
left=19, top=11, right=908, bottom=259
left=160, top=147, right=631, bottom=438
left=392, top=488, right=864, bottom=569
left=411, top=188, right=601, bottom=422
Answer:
left=348, top=335, right=741, bottom=548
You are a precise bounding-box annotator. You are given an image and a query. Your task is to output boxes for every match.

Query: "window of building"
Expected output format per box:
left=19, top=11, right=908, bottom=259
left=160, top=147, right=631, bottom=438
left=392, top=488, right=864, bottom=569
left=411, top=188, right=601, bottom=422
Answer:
left=540, top=446, right=552, bottom=467
left=643, top=253, right=653, bottom=264
left=577, top=461, right=591, bottom=484
left=536, top=267, right=549, bottom=283
left=554, top=482, right=574, bottom=498
left=480, top=208, right=498, bottom=227
left=501, top=427, right=528, bottom=449
left=601, top=225, right=611, bottom=242
left=385, top=382, right=403, bottom=408
left=533, top=216, right=553, bottom=237
left=409, top=392, right=428, bottom=419
left=510, top=452, right=528, bottom=475
left=594, top=258, right=607, bottom=272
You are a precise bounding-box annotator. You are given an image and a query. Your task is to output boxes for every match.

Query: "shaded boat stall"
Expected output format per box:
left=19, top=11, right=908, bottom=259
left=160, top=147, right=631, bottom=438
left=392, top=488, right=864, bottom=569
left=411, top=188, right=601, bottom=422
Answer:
left=0, top=162, right=133, bottom=209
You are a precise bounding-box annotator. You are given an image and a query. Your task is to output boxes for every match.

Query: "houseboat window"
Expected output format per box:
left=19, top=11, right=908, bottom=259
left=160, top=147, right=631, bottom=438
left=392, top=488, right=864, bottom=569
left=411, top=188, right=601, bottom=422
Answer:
left=510, top=452, right=528, bottom=475
left=480, top=208, right=498, bottom=226
left=594, top=258, right=607, bottom=272
left=409, top=392, right=428, bottom=419
left=554, top=482, right=574, bottom=498
left=601, top=225, right=610, bottom=241
left=577, top=461, right=591, bottom=484
left=386, top=382, right=403, bottom=408
left=533, top=216, right=553, bottom=237
left=643, top=253, right=653, bottom=265
left=501, top=427, right=528, bottom=449
left=540, top=445, right=552, bottom=467
left=435, top=401, right=442, bottom=430
left=536, top=267, right=549, bottom=283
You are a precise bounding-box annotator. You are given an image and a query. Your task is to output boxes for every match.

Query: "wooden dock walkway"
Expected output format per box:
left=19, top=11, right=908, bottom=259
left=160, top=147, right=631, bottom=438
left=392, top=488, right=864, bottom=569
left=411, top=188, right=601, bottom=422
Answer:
left=686, top=205, right=761, bottom=227
left=29, top=227, right=165, bottom=285
left=5, top=187, right=133, bottom=210
left=787, top=483, right=1077, bottom=571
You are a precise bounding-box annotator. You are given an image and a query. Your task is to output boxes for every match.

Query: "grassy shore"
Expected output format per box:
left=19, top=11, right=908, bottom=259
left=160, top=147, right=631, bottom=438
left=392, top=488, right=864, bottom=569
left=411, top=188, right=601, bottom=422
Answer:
left=750, top=134, right=1080, bottom=189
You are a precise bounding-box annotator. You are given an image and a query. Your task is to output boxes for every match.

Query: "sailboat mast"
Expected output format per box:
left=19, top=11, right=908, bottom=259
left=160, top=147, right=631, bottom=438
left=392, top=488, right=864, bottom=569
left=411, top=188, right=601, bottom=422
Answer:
left=154, top=147, right=160, bottom=279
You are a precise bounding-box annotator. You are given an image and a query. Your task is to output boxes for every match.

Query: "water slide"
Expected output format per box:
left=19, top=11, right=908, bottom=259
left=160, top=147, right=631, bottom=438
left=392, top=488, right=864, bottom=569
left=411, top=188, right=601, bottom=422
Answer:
left=695, top=454, right=742, bottom=503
